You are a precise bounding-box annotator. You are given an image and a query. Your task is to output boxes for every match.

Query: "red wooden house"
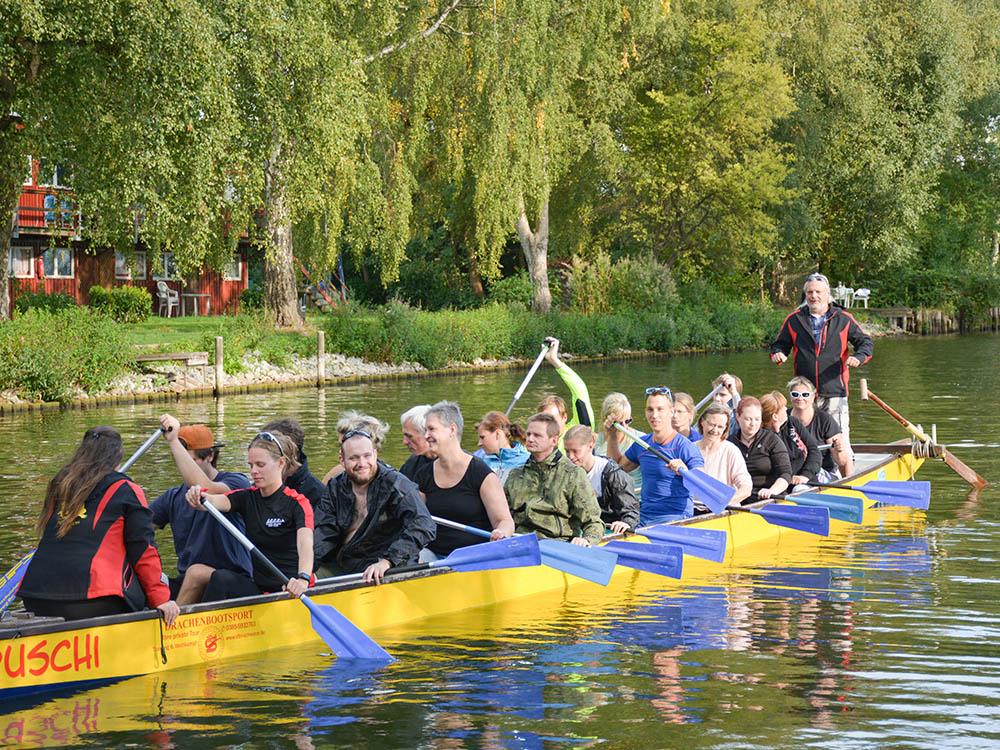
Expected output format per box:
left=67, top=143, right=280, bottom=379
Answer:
left=7, top=157, right=249, bottom=317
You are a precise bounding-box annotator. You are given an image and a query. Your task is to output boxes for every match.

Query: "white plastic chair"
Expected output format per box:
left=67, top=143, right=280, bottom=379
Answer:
left=853, top=288, right=870, bottom=308
left=157, top=281, right=179, bottom=317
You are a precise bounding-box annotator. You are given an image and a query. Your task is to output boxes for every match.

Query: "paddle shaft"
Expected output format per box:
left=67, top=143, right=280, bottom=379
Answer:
left=694, top=383, right=724, bottom=413
left=505, top=343, right=550, bottom=415
left=121, top=427, right=166, bottom=473
left=860, top=379, right=986, bottom=489
left=201, top=498, right=292, bottom=586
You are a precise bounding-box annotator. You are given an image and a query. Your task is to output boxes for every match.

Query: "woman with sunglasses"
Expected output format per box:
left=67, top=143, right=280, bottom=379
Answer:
left=761, top=391, right=820, bottom=488
left=727, top=397, right=792, bottom=500
left=605, top=386, right=706, bottom=525
left=787, top=376, right=853, bottom=478
left=693, top=404, right=752, bottom=504
left=186, top=431, right=314, bottom=602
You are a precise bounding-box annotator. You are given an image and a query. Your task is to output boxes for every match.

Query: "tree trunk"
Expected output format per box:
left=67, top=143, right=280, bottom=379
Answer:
left=262, top=143, right=301, bottom=327
left=468, top=261, right=485, bottom=297
left=516, top=198, right=551, bottom=314
left=0, top=172, right=21, bottom=321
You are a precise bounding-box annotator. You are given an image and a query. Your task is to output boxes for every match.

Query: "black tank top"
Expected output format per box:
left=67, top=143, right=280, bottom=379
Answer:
left=416, top=456, right=494, bottom=555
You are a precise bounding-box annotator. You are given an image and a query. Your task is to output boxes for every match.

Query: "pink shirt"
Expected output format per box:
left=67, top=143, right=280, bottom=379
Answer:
left=695, top=439, right=752, bottom=490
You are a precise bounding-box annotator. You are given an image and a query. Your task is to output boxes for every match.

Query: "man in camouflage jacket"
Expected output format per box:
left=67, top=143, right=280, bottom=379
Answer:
left=504, top=413, right=605, bottom=546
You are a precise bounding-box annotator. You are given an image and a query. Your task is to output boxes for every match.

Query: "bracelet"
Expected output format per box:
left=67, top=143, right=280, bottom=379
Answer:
left=296, top=572, right=311, bottom=582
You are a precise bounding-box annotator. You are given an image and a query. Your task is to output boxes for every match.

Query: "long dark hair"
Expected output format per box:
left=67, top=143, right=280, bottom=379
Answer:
left=38, top=426, right=124, bottom=538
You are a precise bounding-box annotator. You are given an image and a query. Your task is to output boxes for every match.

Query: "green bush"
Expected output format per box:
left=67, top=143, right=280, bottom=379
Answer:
left=89, top=285, right=152, bottom=323
left=486, top=270, right=534, bottom=308
left=197, top=313, right=317, bottom=374
left=13, top=289, right=76, bottom=315
left=321, top=298, right=784, bottom=369
left=0, top=307, right=135, bottom=402
left=239, top=285, right=265, bottom=311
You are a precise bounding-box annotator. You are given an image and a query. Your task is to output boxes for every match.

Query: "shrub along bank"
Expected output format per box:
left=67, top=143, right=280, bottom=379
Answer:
left=0, top=296, right=790, bottom=403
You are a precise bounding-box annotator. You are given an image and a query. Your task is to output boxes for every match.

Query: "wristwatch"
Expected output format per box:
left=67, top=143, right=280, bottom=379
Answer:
left=296, top=572, right=311, bottom=582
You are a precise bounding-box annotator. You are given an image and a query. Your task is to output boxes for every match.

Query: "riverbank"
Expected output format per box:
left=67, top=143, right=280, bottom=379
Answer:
left=0, top=313, right=909, bottom=415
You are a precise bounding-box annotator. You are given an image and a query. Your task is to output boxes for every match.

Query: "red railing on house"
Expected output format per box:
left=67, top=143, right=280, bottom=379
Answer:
left=15, top=186, right=79, bottom=237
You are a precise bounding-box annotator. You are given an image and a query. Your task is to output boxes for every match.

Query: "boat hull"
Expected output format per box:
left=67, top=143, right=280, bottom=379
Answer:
left=0, top=447, right=924, bottom=697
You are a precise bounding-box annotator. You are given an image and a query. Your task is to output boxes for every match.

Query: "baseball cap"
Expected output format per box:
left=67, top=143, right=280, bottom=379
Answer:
left=177, top=424, right=219, bottom=451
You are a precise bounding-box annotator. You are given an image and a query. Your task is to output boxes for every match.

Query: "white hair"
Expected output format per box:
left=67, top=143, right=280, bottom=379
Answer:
left=400, top=404, right=432, bottom=432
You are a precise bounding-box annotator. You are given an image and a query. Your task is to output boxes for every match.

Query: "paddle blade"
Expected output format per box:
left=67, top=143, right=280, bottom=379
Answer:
left=439, top=535, right=541, bottom=572
left=641, top=524, right=728, bottom=563
left=753, top=504, right=830, bottom=536
left=538, top=539, right=618, bottom=585
left=855, top=480, right=931, bottom=509
left=0, top=551, right=33, bottom=615
left=602, top=541, right=683, bottom=579
left=681, top=468, right=736, bottom=515
left=790, top=492, right=864, bottom=524
left=300, top=594, right=394, bottom=661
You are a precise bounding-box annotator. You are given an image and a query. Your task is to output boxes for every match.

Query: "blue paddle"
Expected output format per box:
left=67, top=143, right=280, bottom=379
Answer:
left=782, top=491, right=864, bottom=524
left=613, top=422, right=735, bottom=514
left=601, top=540, right=684, bottom=579
left=0, top=426, right=166, bottom=617
left=202, top=498, right=393, bottom=661
left=729, top=503, right=830, bottom=536
left=808, top=480, right=931, bottom=510
left=639, top=523, right=728, bottom=563
left=315, top=536, right=543, bottom=586
left=433, top=516, right=619, bottom=586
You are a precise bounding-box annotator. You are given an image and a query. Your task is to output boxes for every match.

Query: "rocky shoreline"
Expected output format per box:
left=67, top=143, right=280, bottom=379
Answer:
left=0, top=317, right=910, bottom=414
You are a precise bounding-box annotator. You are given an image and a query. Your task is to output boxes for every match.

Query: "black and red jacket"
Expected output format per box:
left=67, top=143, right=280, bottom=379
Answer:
left=770, top=304, right=873, bottom=398
left=18, top=472, right=170, bottom=610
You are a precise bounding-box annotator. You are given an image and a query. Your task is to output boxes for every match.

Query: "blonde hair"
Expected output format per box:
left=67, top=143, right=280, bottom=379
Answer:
left=673, top=392, right=694, bottom=413
left=336, top=411, right=389, bottom=449
left=537, top=395, right=568, bottom=420
left=564, top=424, right=596, bottom=447
left=601, top=392, right=633, bottom=450
left=760, top=392, right=787, bottom=427
left=786, top=376, right=814, bottom=393
left=248, top=432, right=301, bottom=479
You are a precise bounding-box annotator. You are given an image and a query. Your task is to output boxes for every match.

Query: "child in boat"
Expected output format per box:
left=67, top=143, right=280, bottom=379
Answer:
left=563, top=425, right=639, bottom=534
left=187, top=431, right=314, bottom=601
left=475, top=410, right=530, bottom=486
left=18, top=426, right=179, bottom=624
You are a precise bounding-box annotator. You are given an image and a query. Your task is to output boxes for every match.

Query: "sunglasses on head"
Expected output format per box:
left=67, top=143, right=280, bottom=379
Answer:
left=790, top=390, right=812, bottom=399
left=251, top=431, right=284, bottom=457
left=341, top=428, right=373, bottom=445
left=645, top=386, right=673, bottom=400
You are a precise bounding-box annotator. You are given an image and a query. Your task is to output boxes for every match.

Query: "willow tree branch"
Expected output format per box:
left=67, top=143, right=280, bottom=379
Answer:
left=361, top=0, right=465, bottom=64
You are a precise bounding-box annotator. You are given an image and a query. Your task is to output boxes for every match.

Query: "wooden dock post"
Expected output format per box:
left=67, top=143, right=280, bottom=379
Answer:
left=214, top=336, right=224, bottom=396
left=317, top=330, right=325, bottom=387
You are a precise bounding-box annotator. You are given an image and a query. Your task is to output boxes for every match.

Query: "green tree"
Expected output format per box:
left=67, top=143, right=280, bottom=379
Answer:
left=0, top=0, right=241, bottom=320
left=609, top=0, right=794, bottom=289
left=768, top=0, right=1000, bottom=283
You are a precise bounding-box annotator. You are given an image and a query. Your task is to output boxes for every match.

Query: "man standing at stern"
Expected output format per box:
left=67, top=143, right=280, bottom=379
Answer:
left=769, top=272, right=873, bottom=453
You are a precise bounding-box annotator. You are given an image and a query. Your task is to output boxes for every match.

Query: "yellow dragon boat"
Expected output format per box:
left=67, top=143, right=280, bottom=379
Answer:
left=0, top=443, right=925, bottom=699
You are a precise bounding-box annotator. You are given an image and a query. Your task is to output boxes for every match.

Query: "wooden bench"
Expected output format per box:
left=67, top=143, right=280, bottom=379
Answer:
left=135, top=351, right=209, bottom=387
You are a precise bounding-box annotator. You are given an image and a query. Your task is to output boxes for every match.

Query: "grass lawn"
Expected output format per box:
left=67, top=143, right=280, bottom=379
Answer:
left=126, top=313, right=325, bottom=352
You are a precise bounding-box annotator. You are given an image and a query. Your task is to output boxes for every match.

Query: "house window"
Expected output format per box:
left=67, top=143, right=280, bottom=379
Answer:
left=223, top=255, right=242, bottom=281
left=42, top=247, right=73, bottom=278
left=115, top=251, right=147, bottom=280
left=152, top=252, right=178, bottom=280
left=8, top=247, right=34, bottom=278
left=37, top=159, right=68, bottom=188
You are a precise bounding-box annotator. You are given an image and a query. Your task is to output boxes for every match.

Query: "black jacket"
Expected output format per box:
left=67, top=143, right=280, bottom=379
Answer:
left=596, top=458, right=640, bottom=531
left=770, top=304, right=873, bottom=398
left=285, top=453, right=329, bottom=512
left=729, top=429, right=792, bottom=495
left=314, top=465, right=435, bottom=573
left=778, top=414, right=820, bottom=482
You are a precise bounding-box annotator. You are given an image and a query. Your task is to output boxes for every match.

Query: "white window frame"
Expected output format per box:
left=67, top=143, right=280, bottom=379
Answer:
left=115, top=251, right=147, bottom=280
left=9, top=247, right=34, bottom=278
left=23, top=156, right=33, bottom=186
left=152, top=251, right=179, bottom=281
left=223, top=255, right=242, bottom=281
left=37, top=159, right=68, bottom=188
left=42, top=247, right=74, bottom=278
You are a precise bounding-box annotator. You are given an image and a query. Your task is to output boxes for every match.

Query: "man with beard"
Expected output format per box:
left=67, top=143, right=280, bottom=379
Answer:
left=314, top=429, right=435, bottom=583
left=769, top=272, right=873, bottom=455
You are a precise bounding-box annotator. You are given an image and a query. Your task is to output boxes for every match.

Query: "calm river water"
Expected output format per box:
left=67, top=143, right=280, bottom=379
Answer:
left=1, top=334, right=998, bottom=748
